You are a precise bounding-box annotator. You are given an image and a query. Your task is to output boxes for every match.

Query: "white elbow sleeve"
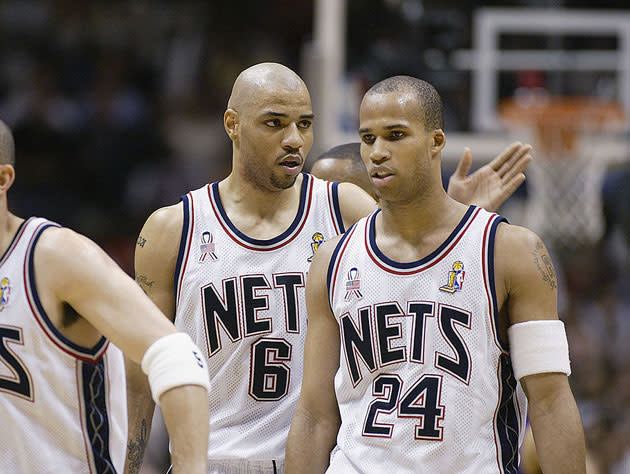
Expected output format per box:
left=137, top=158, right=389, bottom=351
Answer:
left=141, top=332, right=210, bottom=404
left=508, top=320, right=571, bottom=381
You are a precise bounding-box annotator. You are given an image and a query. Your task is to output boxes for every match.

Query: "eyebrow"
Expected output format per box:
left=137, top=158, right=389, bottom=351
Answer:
left=260, top=111, right=315, bottom=120
left=358, top=123, right=409, bottom=134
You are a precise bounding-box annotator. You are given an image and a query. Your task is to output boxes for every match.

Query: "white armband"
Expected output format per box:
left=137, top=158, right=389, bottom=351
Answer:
left=508, top=320, right=571, bottom=381
left=141, top=333, right=210, bottom=404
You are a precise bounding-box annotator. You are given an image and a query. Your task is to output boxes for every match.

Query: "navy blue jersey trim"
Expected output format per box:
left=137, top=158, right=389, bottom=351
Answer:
left=174, top=196, right=190, bottom=307
left=27, top=223, right=107, bottom=357
left=80, top=359, right=117, bottom=474
left=210, top=173, right=310, bottom=246
left=368, top=206, right=477, bottom=269
left=326, top=224, right=356, bottom=311
left=488, top=215, right=508, bottom=350
left=330, top=182, right=345, bottom=234
left=496, top=353, right=521, bottom=474
left=0, top=218, right=28, bottom=267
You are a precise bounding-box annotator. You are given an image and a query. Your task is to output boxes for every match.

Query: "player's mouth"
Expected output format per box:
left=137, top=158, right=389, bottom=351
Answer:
left=370, top=167, right=395, bottom=185
left=278, top=154, right=303, bottom=176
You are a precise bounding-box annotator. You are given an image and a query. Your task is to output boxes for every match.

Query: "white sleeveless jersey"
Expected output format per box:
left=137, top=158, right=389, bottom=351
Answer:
left=0, top=217, right=127, bottom=473
left=174, top=174, right=345, bottom=463
left=326, top=207, right=527, bottom=474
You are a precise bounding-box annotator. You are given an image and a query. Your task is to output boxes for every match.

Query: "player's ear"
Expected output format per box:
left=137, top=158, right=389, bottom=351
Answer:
left=224, top=108, right=239, bottom=141
left=0, top=164, right=15, bottom=193
left=431, top=129, right=445, bottom=154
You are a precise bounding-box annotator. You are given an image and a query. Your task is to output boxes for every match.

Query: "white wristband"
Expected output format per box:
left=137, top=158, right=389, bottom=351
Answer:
left=508, top=320, right=571, bottom=381
left=141, top=333, right=210, bottom=404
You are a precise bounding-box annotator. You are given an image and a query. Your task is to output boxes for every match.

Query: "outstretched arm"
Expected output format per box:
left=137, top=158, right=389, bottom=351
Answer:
left=286, top=238, right=342, bottom=474
left=447, top=142, right=532, bottom=211
left=34, top=224, right=209, bottom=474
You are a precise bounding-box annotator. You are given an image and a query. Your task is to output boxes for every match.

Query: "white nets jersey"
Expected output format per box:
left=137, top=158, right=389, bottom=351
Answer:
left=0, top=217, right=127, bottom=473
left=174, top=174, right=345, bottom=465
left=326, top=207, right=527, bottom=474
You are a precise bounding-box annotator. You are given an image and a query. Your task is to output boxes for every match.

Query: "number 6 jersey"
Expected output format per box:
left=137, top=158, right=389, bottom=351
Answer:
left=174, top=174, right=345, bottom=464
left=326, top=207, right=527, bottom=474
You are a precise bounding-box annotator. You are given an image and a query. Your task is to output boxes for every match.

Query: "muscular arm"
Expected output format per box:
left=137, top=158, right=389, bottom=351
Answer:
left=286, top=238, right=341, bottom=474
left=34, top=223, right=208, bottom=474
left=125, top=204, right=189, bottom=474
left=495, top=225, right=585, bottom=473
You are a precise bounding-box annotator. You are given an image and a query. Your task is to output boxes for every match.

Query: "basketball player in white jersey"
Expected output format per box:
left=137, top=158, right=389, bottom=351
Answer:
left=0, top=120, right=211, bottom=474
left=286, top=76, right=585, bottom=473
left=126, top=63, right=532, bottom=474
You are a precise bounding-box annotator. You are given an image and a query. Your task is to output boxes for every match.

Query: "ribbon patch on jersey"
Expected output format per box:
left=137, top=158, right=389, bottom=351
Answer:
left=199, top=231, right=218, bottom=262
left=344, top=267, right=363, bottom=301
left=308, top=232, right=325, bottom=262
left=440, top=261, right=465, bottom=293
left=0, top=277, right=10, bottom=311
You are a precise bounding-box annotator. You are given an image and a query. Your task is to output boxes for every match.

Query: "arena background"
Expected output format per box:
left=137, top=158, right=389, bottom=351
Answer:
left=1, top=1, right=628, bottom=472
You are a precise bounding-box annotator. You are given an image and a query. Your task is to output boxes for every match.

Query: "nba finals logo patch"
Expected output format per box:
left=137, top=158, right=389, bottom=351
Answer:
left=199, top=231, right=218, bottom=262
left=344, top=267, right=363, bottom=301
left=440, top=261, right=465, bottom=293
left=0, top=277, right=11, bottom=311
left=308, top=232, right=325, bottom=262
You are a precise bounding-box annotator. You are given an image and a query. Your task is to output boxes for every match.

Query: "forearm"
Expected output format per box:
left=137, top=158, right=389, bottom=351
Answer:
left=286, top=410, right=339, bottom=474
left=528, top=382, right=586, bottom=473
left=124, top=358, right=156, bottom=474
left=160, top=385, right=209, bottom=474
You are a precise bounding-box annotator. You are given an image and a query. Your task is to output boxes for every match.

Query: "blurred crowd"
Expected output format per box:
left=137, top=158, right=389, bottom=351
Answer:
left=1, top=1, right=628, bottom=472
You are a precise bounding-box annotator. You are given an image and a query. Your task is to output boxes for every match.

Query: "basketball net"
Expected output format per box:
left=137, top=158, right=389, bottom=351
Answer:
left=499, top=96, right=625, bottom=249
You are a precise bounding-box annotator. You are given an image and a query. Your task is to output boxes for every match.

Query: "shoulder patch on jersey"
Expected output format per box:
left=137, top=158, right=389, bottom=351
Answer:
left=307, top=232, right=325, bottom=262
left=439, top=261, right=465, bottom=293
left=0, top=277, right=11, bottom=310
left=344, top=267, right=363, bottom=301
left=199, top=231, right=218, bottom=262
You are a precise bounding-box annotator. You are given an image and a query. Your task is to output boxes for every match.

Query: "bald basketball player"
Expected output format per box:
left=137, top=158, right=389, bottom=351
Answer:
left=0, top=120, right=210, bottom=474
left=126, top=63, right=532, bottom=474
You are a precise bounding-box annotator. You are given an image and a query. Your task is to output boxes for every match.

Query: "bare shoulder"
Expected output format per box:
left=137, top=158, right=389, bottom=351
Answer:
left=495, top=222, right=559, bottom=324
left=495, top=223, right=557, bottom=288
left=336, top=182, right=377, bottom=228
left=139, top=203, right=184, bottom=245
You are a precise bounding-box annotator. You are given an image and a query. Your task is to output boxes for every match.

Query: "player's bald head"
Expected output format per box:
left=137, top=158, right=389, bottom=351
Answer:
left=0, top=121, right=15, bottom=166
left=227, top=62, right=310, bottom=113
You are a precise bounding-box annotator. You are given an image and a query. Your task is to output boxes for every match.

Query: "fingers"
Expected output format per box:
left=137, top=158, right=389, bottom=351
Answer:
left=490, top=142, right=532, bottom=174
left=499, top=173, right=527, bottom=202
left=453, top=148, right=473, bottom=178
left=495, top=143, right=533, bottom=177
left=500, top=153, right=533, bottom=184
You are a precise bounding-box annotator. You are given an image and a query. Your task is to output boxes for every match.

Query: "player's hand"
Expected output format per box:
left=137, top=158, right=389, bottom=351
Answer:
left=447, top=142, right=532, bottom=211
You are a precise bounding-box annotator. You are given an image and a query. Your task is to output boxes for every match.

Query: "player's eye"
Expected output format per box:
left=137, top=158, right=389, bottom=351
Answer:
left=265, top=119, right=282, bottom=127
left=298, top=120, right=312, bottom=129
left=361, top=134, right=375, bottom=145
left=390, top=130, right=405, bottom=140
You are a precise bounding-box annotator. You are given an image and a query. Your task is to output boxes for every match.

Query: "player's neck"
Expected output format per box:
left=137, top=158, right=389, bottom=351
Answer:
left=377, top=191, right=468, bottom=252
left=0, top=211, right=24, bottom=257
left=217, top=174, right=303, bottom=239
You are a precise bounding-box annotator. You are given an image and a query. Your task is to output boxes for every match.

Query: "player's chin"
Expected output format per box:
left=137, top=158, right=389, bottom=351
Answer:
left=270, top=173, right=299, bottom=190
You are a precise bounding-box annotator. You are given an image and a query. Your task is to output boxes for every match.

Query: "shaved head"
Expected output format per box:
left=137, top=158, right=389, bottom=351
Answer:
left=0, top=121, right=15, bottom=166
left=228, top=62, right=310, bottom=113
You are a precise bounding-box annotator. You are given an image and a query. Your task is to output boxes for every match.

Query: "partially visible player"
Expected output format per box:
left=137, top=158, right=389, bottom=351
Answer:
left=311, top=141, right=532, bottom=208
left=125, top=62, right=533, bottom=474
left=0, top=120, right=210, bottom=474
left=286, top=76, right=585, bottom=473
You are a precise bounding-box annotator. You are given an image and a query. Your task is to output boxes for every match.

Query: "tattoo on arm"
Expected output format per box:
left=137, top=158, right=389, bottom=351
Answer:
left=136, top=274, right=154, bottom=288
left=137, top=235, right=147, bottom=248
left=531, top=241, right=557, bottom=289
left=126, top=419, right=148, bottom=474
